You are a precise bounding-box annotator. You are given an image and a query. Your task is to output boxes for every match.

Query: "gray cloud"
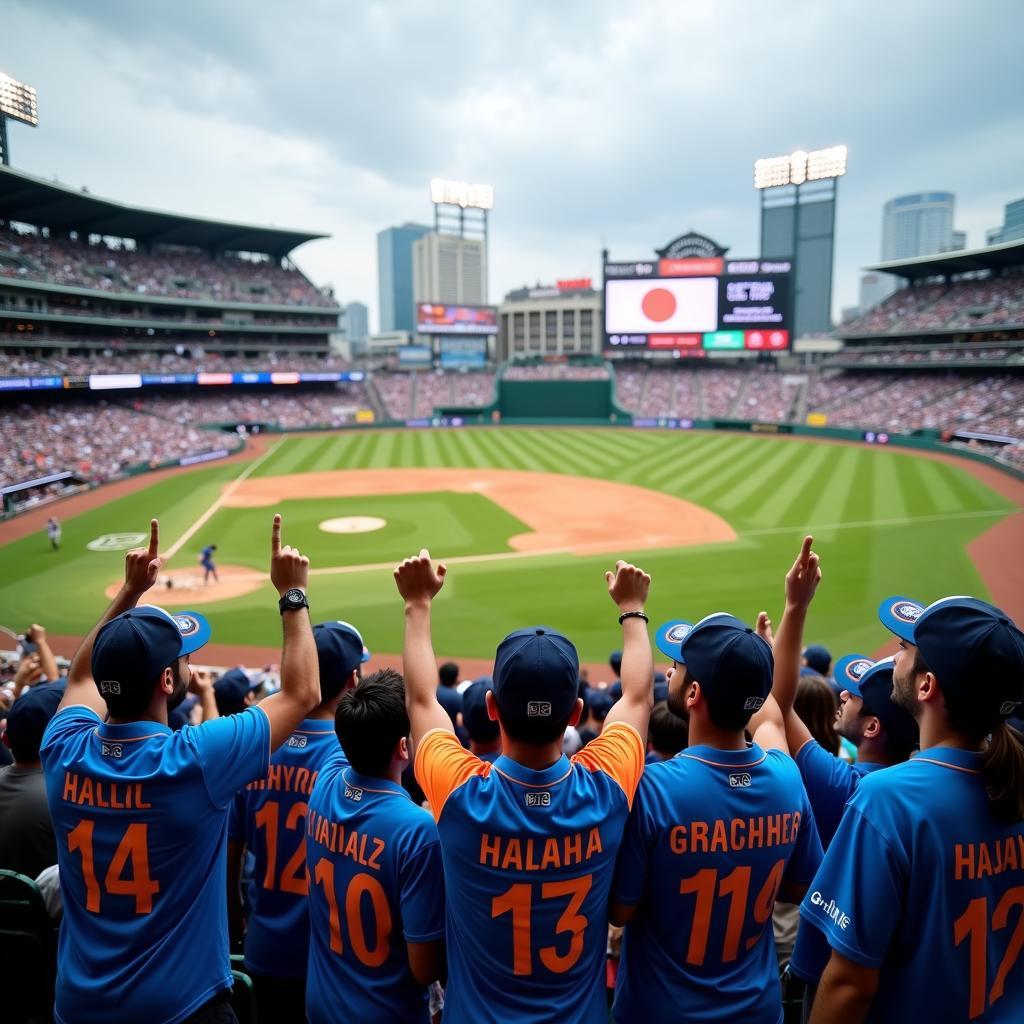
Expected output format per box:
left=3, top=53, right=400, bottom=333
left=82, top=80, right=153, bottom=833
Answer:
left=5, top=0, right=1023, bottom=326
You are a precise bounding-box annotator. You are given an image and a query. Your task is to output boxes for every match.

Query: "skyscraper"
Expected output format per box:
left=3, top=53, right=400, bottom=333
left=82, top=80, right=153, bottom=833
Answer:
left=412, top=233, right=488, bottom=306
left=1001, top=198, right=1024, bottom=242
left=881, top=193, right=955, bottom=260
left=377, top=223, right=431, bottom=333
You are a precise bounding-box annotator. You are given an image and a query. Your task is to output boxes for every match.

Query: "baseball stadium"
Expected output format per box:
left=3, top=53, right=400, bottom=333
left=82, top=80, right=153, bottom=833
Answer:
left=2, top=36, right=1024, bottom=1024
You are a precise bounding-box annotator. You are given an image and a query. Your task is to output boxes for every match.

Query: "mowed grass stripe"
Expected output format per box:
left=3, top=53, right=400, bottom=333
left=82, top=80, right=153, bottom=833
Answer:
left=640, top=434, right=735, bottom=492
left=462, top=429, right=514, bottom=470
left=896, top=453, right=942, bottom=517
left=520, top=429, right=595, bottom=474
left=306, top=435, right=348, bottom=473
left=252, top=436, right=316, bottom=477
left=801, top=447, right=862, bottom=542
left=909, top=457, right=967, bottom=514
left=872, top=451, right=910, bottom=521
left=714, top=437, right=818, bottom=513
left=483, top=429, right=539, bottom=470
left=443, top=428, right=492, bottom=470
left=693, top=437, right=797, bottom=509
left=759, top=442, right=840, bottom=527
left=666, top=436, right=763, bottom=498
left=938, top=457, right=1011, bottom=511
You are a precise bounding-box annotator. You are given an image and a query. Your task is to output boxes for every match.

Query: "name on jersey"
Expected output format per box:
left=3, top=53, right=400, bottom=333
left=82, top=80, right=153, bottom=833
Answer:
left=244, top=764, right=319, bottom=796
left=480, top=827, right=603, bottom=871
left=62, top=771, right=151, bottom=810
left=954, top=835, right=1024, bottom=881
left=306, top=808, right=385, bottom=871
left=669, top=812, right=802, bottom=854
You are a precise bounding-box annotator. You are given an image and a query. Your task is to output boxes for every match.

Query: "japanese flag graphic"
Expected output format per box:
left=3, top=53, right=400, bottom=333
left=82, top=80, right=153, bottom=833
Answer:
left=605, top=277, right=718, bottom=334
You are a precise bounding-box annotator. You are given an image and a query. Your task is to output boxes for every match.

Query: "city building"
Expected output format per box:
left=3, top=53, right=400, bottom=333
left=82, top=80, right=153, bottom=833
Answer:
left=1002, top=198, right=1024, bottom=243
left=858, top=271, right=897, bottom=314
left=340, top=301, right=369, bottom=344
left=412, top=233, right=487, bottom=306
left=881, top=192, right=956, bottom=260
left=949, top=229, right=967, bottom=251
left=377, top=223, right=431, bottom=334
left=497, top=281, right=601, bottom=360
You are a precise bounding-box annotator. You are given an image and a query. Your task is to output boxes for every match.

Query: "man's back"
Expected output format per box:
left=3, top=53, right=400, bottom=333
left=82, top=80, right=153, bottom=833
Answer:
left=0, top=763, right=55, bottom=878
left=612, top=744, right=822, bottom=1024
left=800, top=748, right=1024, bottom=1022
left=41, top=704, right=270, bottom=1024
left=305, top=748, right=444, bottom=1024
left=416, top=723, right=644, bottom=1024
left=229, top=718, right=338, bottom=978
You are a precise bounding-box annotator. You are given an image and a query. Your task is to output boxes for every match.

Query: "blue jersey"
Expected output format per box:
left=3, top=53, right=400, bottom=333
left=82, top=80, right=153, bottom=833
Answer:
left=40, top=704, right=270, bottom=1024
left=612, top=745, right=823, bottom=1024
left=800, top=746, right=1024, bottom=1022
left=305, top=750, right=445, bottom=1024
left=788, top=739, right=884, bottom=984
left=416, top=723, right=645, bottom=1024
left=200, top=546, right=215, bottom=565
left=228, top=718, right=338, bottom=978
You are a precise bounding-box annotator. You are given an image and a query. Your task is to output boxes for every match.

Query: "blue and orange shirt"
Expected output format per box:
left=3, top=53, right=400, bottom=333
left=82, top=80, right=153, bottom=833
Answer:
left=228, top=718, right=338, bottom=978
left=305, top=749, right=445, bottom=1024
left=40, top=704, right=270, bottom=1024
left=612, top=744, right=823, bottom=1024
left=415, top=721, right=645, bottom=1024
left=800, top=747, right=1024, bottom=1022
left=788, top=738, right=885, bottom=984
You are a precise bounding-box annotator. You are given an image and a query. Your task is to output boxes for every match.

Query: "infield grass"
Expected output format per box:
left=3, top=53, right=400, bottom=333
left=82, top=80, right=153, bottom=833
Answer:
left=0, top=428, right=1014, bottom=661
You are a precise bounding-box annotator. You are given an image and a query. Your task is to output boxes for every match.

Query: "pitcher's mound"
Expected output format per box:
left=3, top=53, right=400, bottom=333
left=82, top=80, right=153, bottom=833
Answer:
left=319, top=516, right=387, bottom=534
left=104, top=564, right=264, bottom=606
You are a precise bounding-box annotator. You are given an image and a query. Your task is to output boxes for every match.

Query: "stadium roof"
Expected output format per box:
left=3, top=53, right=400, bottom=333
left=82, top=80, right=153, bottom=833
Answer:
left=863, top=237, right=1024, bottom=281
left=0, top=165, right=327, bottom=257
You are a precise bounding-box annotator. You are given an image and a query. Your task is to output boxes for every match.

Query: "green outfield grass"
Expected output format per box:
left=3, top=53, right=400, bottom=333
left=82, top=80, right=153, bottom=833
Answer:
left=0, top=428, right=1015, bottom=661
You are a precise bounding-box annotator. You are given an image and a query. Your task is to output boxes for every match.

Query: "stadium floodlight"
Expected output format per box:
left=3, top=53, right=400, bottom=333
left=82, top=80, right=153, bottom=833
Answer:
left=754, top=145, right=847, bottom=189
left=430, top=178, right=495, bottom=210
left=0, top=72, right=39, bottom=167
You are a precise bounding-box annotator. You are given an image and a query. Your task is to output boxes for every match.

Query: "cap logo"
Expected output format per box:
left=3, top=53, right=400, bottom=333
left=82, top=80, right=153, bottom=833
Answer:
left=891, top=601, right=923, bottom=623
left=743, top=697, right=765, bottom=711
left=666, top=624, right=692, bottom=643
left=98, top=680, right=122, bottom=695
left=1000, top=700, right=1021, bottom=716
left=174, top=614, right=200, bottom=636
left=527, top=701, right=552, bottom=717
left=847, top=659, right=872, bottom=681
left=525, top=792, right=551, bottom=807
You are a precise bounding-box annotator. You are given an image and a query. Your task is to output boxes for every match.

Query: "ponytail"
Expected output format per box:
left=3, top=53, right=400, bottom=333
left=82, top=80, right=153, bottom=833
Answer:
left=981, top=722, right=1024, bottom=823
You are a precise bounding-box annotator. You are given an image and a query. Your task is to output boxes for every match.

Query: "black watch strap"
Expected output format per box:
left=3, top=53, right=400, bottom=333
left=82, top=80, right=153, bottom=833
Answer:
left=278, top=588, right=309, bottom=614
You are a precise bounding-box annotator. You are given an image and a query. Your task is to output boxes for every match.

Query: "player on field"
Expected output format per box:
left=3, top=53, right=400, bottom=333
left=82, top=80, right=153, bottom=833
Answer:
left=227, top=619, right=370, bottom=1022
left=200, top=543, right=219, bottom=584
left=305, top=668, right=446, bottom=1024
left=609, top=606, right=823, bottom=1024
left=803, top=595, right=1024, bottom=1022
left=394, top=549, right=653, bottom=1024
left=40, top=516, right=320, bottom=1024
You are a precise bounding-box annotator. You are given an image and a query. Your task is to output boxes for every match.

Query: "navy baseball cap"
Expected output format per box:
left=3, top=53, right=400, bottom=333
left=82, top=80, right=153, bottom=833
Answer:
left=492, top=627, right=579, bottom=731
left=587, top=689, right=614, bottom=720
left=214, top=667, right=260, bottom=716
left=832, top=653, right=874, bottom=697
left=654, top=619, right=695, bottom=663
left=314, top=620, right=370, bottom=686
left=803, top=645, right=832, bottom=676
left=856, top=656, right=919, bottom=748
left=877, top=596, right=927, bottom=641
left=92, top=606, right=211, bottom=699
left=461, top=677, right=500, bottom=743
left=4, top=684, right=63, bottom=760
left=678, top=613, right=774, bottom=712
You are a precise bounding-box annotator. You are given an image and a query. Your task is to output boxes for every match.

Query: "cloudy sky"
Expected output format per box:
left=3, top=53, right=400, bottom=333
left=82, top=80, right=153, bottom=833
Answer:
left=5, top=1, right=1023, bottom=328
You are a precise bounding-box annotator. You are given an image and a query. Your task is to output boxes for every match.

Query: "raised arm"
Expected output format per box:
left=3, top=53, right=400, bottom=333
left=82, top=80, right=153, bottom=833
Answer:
left=255, top=514, right=320, bottom=751
left=26, top=624, right=59, bottom=683
left=394, top=549, right=452, bottom=747
left=59, top=518, right=163, bottom=716
left=601, top=560, right=654, bottom=736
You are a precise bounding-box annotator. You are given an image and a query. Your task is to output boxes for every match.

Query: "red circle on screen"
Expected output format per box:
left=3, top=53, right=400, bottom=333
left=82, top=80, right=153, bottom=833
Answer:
left=641, top=288, right=677, bottom=322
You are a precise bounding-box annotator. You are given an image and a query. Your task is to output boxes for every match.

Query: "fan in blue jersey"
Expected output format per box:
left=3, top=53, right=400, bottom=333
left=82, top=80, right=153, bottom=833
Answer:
left=394, top=549, right=654, bottom=1024
left=306, top=668, right=446, bottom=1024
left=802, top=595, right=1024, bottom=1023
left=227, top=618, right=370, bottom=1023
left=39, top=516, right=321, bottom=1024
left=610, top=607, right=824, bottom=1024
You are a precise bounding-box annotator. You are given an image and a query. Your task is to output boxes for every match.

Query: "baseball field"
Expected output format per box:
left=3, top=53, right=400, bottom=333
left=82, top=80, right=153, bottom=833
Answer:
left=1, top=427, right=1021, bottom=667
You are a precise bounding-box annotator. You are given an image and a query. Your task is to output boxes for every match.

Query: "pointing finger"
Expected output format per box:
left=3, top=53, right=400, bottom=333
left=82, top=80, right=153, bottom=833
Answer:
left=271, top=514, right=282, bottom=555
left=148, top=519, right=159, bottom=557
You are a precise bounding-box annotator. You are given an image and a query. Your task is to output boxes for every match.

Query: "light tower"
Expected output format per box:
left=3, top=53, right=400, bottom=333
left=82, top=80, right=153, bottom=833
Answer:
left=0, top=73, right=39, bottom=167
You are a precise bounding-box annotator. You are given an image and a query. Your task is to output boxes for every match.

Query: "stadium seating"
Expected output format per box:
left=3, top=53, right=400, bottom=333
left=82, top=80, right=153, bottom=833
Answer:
left=0, top=227, right=336, bottom=307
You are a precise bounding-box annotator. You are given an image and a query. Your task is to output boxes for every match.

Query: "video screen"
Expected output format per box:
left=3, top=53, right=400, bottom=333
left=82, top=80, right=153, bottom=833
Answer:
left=417, top=303, right=498, bottom=335
left=604, top=258, right=792, bottom=351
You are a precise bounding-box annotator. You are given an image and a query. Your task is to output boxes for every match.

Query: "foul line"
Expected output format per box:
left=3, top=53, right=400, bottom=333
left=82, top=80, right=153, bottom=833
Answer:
left=164, top=438, right=286, bottom=561
left=189, top=506, right=1013, bottom=586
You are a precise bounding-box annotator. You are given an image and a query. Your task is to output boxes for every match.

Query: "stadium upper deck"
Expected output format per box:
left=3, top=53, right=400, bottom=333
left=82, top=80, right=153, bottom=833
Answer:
left=0, top=165, right=339, bottom=356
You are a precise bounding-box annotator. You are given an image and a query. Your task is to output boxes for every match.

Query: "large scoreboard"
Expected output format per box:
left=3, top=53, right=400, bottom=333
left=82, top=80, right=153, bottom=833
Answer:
left=603, top=256, right=792, bottom=353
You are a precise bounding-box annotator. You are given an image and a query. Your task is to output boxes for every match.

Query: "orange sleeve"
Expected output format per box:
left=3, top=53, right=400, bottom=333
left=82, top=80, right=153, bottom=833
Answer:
left=414, top=728, right=491, bottom=822
left=571, top=722, right=645, bottom=808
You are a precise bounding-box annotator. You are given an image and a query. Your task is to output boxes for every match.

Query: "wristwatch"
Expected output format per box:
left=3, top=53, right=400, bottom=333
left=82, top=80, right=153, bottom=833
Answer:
left=278, top=588, right=309, bottom=614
